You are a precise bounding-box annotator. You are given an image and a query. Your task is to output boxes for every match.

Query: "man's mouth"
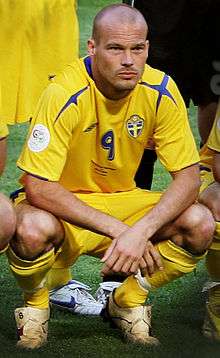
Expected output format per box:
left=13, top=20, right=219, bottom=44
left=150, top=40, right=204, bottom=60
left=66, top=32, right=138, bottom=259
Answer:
left=118, top=71, right=137, bottom=79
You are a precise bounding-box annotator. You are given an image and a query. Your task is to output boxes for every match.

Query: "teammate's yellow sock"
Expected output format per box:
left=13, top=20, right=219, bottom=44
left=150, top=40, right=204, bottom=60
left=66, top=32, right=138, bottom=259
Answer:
left=206, top=244, right=220, bottom=317
left=202, top=222, right=220, bottom=337
left=114, top=240, right=205, bottom=308
left=7, top=247, right=55, bottom=309
left=47, top=267, right=72, bottom=291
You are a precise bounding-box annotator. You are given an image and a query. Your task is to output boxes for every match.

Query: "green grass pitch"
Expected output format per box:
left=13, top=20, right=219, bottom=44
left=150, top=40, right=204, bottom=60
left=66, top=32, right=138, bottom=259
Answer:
left=0, top=1, right=219, bottom=356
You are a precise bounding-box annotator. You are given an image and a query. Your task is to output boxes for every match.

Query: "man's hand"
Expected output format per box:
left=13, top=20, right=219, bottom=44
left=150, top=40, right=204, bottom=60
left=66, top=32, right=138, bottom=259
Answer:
left=101, top=228, right=163, bottom=276
left=140, top=241, right=163, bottom=277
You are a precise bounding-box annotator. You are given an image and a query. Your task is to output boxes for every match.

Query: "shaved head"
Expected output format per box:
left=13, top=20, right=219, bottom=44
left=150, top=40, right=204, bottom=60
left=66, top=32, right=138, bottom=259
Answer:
left=92, top=4, right=148, bottom=43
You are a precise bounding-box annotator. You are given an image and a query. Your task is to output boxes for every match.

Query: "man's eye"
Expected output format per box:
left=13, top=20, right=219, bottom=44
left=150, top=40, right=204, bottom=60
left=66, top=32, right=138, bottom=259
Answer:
left=132, top=47, right=144, bottom=52
left=109, top=46, right=122, bottom=51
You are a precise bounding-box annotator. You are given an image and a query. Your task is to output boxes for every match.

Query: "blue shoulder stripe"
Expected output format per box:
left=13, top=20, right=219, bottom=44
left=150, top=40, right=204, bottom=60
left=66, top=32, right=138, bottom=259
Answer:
left=84, top=56, right=93, bottom=78
left=140, top=74, right=177, bottom=113
left=55, top=86, right=88, bottom=122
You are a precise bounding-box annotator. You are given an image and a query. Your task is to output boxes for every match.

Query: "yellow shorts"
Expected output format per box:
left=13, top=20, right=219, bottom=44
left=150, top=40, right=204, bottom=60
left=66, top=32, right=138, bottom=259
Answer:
left=13, top=188, right=162, bottom=267
left=200, top=169, right=215, bottom=193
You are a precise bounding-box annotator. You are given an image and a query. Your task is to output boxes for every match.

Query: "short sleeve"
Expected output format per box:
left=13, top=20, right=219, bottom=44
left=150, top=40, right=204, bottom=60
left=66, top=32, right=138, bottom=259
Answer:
left=17, top=83, right=78, bottom=181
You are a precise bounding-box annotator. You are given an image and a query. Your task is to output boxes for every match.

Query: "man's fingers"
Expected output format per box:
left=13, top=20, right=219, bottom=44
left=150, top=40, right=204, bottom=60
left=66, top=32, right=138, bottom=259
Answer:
left=101, top=239, right=117, bottom=262
left=143, top=250, right=154, bottom=276
left=148, top=242, right=163, bottom=270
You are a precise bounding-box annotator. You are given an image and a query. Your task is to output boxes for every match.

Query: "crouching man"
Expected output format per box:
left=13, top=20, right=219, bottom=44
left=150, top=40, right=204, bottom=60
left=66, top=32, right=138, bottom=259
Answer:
left=8, top=4, right=215, bottom=349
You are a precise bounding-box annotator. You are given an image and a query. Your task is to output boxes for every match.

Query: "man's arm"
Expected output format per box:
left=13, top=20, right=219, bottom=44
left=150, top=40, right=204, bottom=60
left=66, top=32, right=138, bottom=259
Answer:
left=0, top=138, right=7, bottom=175
left=101, top=163, right=200, bottom=275
left=24, top=174, right=129, bottom=239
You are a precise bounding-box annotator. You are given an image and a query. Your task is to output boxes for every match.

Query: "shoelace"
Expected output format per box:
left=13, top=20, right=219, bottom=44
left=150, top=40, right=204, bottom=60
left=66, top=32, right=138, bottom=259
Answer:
left=67, top=286, right=97, bottom=304
left=96, top=282, right=121, bottom=305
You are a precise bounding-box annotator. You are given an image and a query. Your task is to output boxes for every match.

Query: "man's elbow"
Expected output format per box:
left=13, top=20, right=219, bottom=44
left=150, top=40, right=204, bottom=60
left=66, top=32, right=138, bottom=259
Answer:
left=24, top=177, right=43, bottom=207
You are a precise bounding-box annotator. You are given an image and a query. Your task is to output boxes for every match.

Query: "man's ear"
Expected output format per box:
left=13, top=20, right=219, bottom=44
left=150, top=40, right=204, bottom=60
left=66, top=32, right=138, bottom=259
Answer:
left=87, top=39, right=96, bottom=56
left=145, top=40, right=149, bottom=61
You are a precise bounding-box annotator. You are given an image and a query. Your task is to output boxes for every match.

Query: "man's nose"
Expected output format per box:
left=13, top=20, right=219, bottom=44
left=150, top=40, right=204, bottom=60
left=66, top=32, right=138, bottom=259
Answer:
left=121, top=51, right=134, bottom=66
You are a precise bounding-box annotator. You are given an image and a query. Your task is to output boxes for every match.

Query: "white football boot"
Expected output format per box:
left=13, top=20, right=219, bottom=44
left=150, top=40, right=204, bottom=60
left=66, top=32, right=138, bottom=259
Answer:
left=15, top=306, right=49, bottom=349
left=49, top=280, right=103, bottom=315
left=95, top=281, right=122, bottom=306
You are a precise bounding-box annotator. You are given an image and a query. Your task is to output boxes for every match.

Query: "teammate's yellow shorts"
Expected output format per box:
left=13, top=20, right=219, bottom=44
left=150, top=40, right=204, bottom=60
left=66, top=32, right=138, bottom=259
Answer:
left=200, top=169, right=215, bottom=194
left=12, top=188, right=162, bottom=268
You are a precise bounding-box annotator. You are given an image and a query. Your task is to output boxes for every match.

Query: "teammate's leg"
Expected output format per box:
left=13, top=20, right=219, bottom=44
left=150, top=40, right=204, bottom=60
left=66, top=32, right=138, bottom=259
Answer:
left=199, top=181, right=220, bottom=341
left=0, top=193, right=16, bottom=252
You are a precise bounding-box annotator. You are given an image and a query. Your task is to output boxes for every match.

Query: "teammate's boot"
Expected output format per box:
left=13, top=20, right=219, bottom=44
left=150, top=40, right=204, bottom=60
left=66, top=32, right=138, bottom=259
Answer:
left=49, top=280, right=103, bottom=315
left=95, top=281, right=122, bottom=306
left=15, top=306, right=49, bottom=349
left=103, top=292, right=159, bottom=345
left=203, top=282, right=220, bottom=341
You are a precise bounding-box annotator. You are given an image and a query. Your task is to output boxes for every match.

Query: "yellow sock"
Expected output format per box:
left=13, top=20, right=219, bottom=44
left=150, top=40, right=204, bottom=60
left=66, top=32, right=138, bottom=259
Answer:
left=24, top=287, right=49, bottom=309
left=7, top=247, right=55, bottom=309
left=47, top=267, right=72, bottom=291
left=206, top=244, right=220, bottom=320
left=114, top=274, right=148, bottom=308
left=148, top=240, right=205, bottom=289
left=114, top=240, right=205, bottom=308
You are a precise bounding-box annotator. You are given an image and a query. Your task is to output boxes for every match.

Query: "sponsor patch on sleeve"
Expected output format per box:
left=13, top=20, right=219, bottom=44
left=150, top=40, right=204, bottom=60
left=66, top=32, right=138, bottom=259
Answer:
left=28, top=124, right=50, bottom=152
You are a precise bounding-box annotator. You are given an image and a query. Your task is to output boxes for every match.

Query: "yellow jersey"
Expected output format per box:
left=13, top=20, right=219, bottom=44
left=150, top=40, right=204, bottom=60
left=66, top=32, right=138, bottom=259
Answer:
left=17, top=57, right=199, bottom=193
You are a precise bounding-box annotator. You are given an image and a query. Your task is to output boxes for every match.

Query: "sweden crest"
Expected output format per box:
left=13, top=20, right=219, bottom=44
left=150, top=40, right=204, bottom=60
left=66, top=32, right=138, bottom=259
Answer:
left=126, top=115, right=144, bottom=138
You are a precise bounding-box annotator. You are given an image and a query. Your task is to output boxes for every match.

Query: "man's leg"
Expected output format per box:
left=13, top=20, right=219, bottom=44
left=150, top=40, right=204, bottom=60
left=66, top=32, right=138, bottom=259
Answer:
left=105, top=202, right=215, bottom=344
left=47, top=223, right=104, bottom=317
left=0, top=193, right=16, bottom=252
left=7, top=200, right=65, bottom=349
left=199, top=181, right=220, bottom=341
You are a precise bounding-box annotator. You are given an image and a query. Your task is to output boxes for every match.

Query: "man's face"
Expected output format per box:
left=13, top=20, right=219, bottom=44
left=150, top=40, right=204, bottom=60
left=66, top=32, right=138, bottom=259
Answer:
left=88, top=20, right=149, bottom=99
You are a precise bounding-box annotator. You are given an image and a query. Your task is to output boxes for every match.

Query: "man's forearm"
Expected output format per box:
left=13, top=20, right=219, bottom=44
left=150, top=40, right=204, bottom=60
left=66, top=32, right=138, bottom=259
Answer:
left=131, top=164, right=200, bottom=239
left=25, top=175, right=128, bottom=239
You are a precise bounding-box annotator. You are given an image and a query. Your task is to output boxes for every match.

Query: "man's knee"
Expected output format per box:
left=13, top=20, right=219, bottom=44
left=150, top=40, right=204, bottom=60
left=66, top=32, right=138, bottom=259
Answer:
left=199, top=188, right=220, bottom=220
left=174, top=203, right=215, bottom=253
left=13, top=210, right=64, bottom=260
left=0, top=194, right=16, bottom=249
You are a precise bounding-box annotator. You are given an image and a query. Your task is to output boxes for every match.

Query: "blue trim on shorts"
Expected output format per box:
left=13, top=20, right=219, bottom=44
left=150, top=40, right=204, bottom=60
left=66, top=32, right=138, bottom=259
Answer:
left=140, top=74, right=177, bottom=113
left=10, top=188, right=25, bottom=201
left=199, top=165, right=211, bottom=172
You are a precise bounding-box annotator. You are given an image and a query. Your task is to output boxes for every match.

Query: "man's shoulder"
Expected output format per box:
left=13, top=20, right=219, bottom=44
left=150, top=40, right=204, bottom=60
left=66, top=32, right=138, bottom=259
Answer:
left=142, top=64, right=166, bottom=85
left=51, top=57, right=90, bottom=95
